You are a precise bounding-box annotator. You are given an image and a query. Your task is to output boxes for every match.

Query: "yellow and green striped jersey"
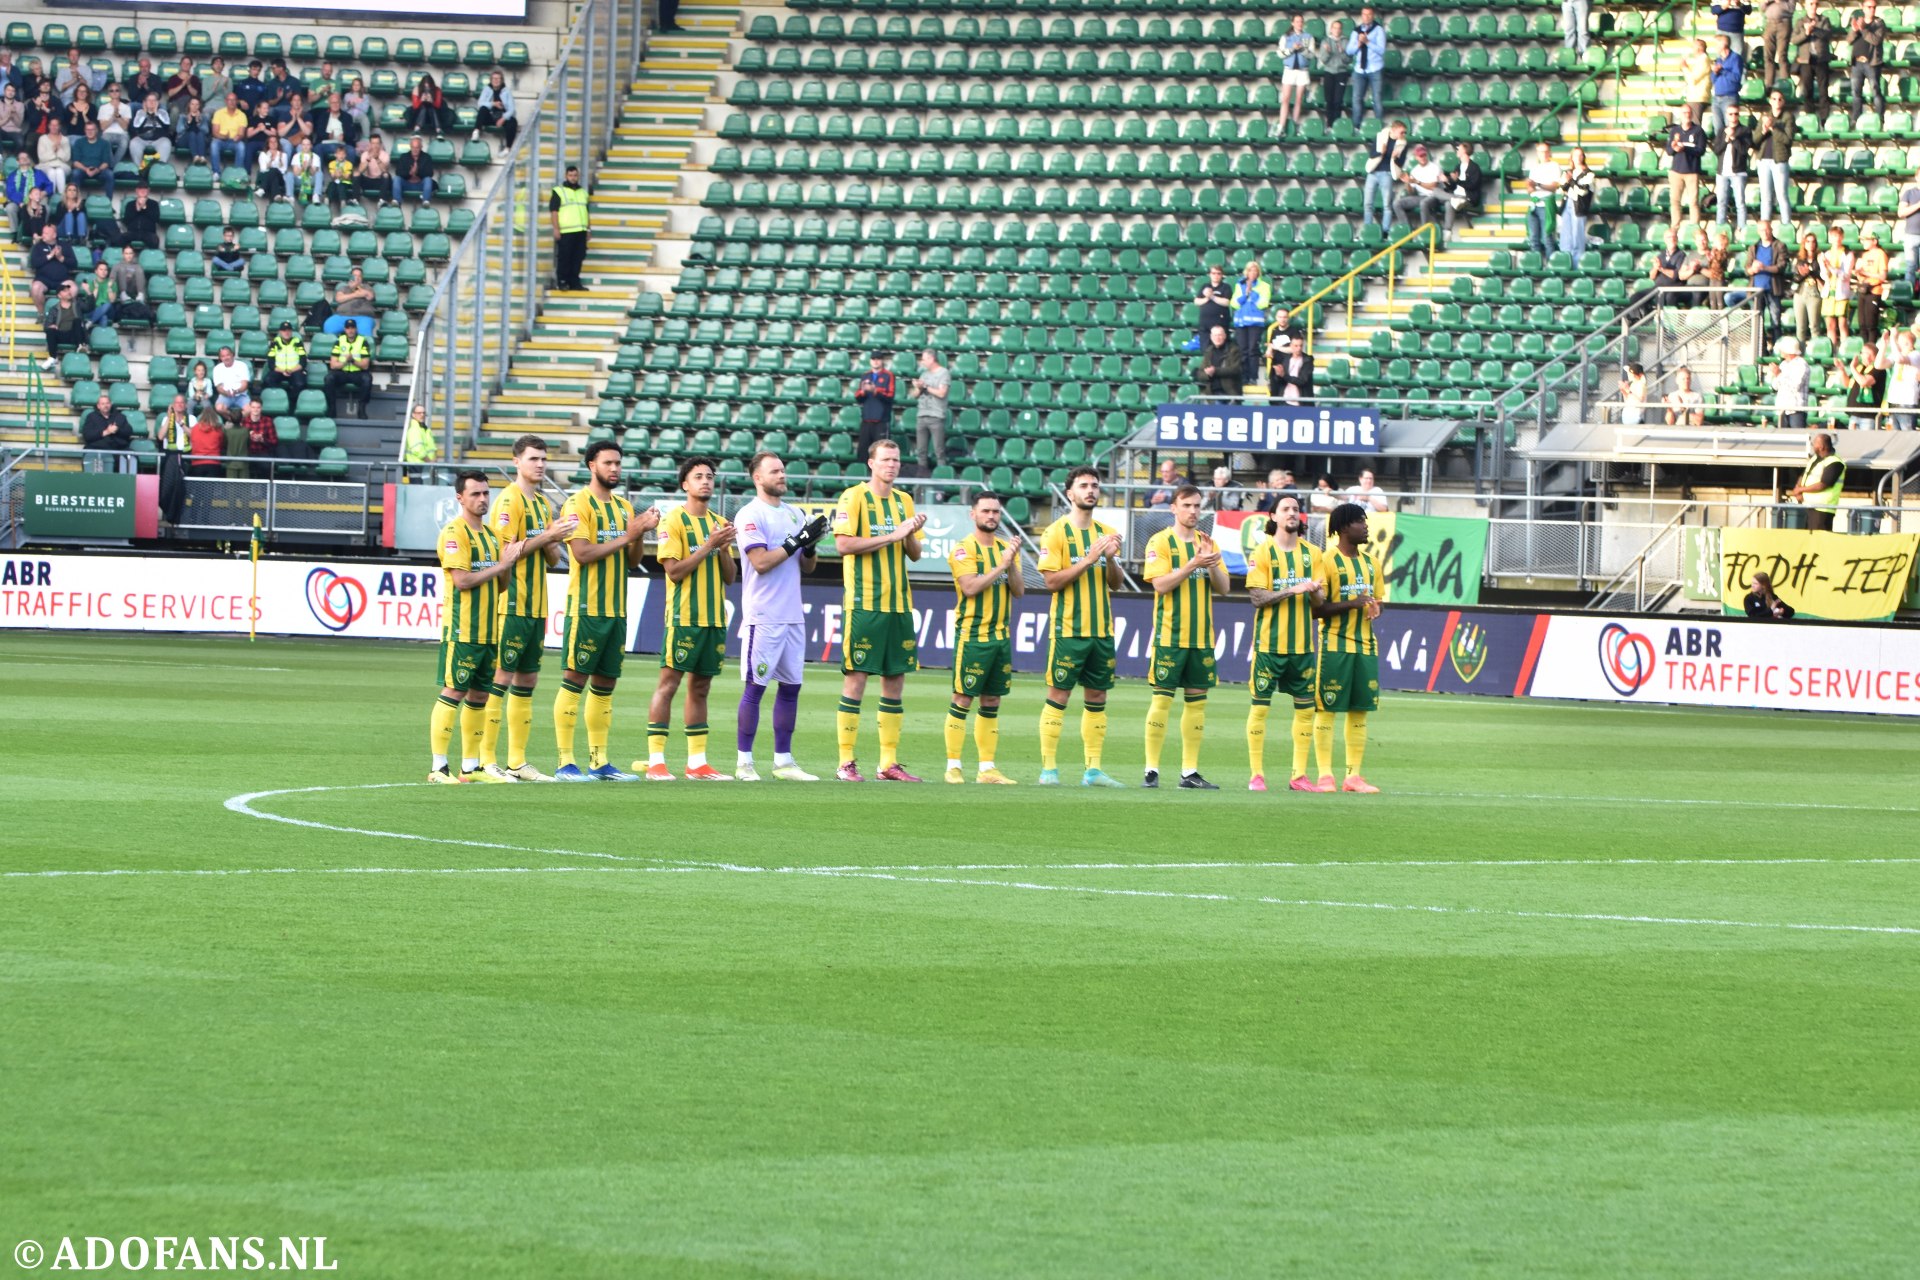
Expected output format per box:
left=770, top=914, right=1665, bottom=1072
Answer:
left=833, top=481, right=916, bottom=613
left=489, top=483, right=554, bottom=618
left=948, top=533, right=1013, bottom=641
left=1317, top=547, right=1382, bottom=655
left=1143, top=527, right=1216, bottom=649
left=1036, top=515, right=1116, bottom=639
left=561, top=488, right=636, bottom=618
left=436, top=516, right=503, bottom=645
left=658, top=503, right=733, bottom=627
left=1245, top=541, right=1320, bottom=655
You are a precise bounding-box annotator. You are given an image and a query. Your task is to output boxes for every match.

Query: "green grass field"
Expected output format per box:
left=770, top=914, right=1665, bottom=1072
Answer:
left=4, top=630, right=1918, bottom=1277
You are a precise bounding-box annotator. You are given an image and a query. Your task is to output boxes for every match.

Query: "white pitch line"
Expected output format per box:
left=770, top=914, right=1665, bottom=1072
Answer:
left=814, top=856, right=1920, bottom=873
left=3, top=865, right=709, bottom=879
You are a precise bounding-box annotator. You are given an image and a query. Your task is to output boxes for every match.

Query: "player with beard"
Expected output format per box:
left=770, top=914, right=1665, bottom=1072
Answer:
left=1242, top=492, right=1324, bottom=792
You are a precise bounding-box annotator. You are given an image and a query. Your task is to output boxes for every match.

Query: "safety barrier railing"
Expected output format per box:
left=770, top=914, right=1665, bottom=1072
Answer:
left=1, top=242, right=51, bottom=447
left=1269, top=222, right=1439, bottom=355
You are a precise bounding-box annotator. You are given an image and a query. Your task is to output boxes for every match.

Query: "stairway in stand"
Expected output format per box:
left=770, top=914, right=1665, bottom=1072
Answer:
left=0, top=246, right=78, bottom=455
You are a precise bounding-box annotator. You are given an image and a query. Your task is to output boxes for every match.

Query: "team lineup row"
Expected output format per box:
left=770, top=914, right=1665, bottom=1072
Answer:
left=426, top=436, right=1388, bottom=793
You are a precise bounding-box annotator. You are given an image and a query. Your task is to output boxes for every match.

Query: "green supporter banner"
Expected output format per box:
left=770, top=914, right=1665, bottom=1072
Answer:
left=1363, top=512, right=1488, bottom=606
left=23, top=472, right=142, bottom=538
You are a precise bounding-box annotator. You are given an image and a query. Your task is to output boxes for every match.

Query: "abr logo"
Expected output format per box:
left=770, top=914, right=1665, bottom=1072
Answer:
left=1597, top=622, right=1655, bottom=695
left=305, top=567, right=368, bottom=632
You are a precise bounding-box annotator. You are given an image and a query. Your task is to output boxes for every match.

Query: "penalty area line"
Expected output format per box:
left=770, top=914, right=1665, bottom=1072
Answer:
left=3, top=866, right=712, bottom=879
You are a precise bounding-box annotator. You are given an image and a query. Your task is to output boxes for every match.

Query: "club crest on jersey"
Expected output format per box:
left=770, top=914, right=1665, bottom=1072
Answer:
left=755, top=660, right=769, bottom=678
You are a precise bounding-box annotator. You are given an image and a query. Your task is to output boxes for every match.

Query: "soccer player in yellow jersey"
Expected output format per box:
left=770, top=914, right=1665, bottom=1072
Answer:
left=1310, top=502, right=1385, bottom=793
left=553, top=439, right=659, bottom=782
left=832, top=439, right=926, bottom=782
left=427, top=471, right=523, bottom=783
left=640, top=456, right=738, bottom=781
left=944, top=491, right=1024, bottom=785
left=1243, top=492, right=1325, bottom=793
left=478, top=434, right=580, bottom=782
left=1035, top=466, right=1126, bottom=787
left=1141, top=485, right=1230, bottom=790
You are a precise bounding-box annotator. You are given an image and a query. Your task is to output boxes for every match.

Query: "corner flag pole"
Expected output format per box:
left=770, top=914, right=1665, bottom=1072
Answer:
left=249, top=514, right=262, bottom=642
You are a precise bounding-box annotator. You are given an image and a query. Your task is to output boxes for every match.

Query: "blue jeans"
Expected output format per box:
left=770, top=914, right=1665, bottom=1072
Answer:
left=1561, top=0, right=1589, bottom=52
left=1558, top=203, right=1587, bottom=264
left=392, top=176, right=435, bottom=204
left=210, top=138, right=246, bottom=173
left=1526, top=202, right=1554, bottom=255
left=1362, top=170, right=1394, bottom=231
left=1712, top=93, right=1736, bottom=138
left=1755, top=159, right=1790, bottom=221
left=176, top=124, right=209, bottom=161
left=1349, top=70, right=1383, bottom=125
left=1715, top=170, right=1747, bottom=232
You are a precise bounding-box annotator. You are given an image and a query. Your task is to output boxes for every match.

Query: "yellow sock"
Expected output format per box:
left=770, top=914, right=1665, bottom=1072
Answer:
left=506, top=686, right=534, bottom=770
left=1345, top=711, right=1369, bottom=779
left=974, top=706, right=999, bottom=767
left=684, top=721, right=708, bottom=768
left=1081, top=705, right=1107, bottom=769
left=1180, top=693, right=1207, bottom=775
left=584, top=688, right=614, bottom=769
left=552, top=680, right=583, bottom=768
left=459, top=703, right=486, bottom=770
left=877, top=697, right=904, bottom=770
left=1144, top=691, right=1174, bottom=771
left=1246, top=702, right=1271, bottom=777
left=429, top=694, right=459, bottom=763
left=836, top=696, right=861, bottom=764
left=1290, top=706, right=1316, bottom=780
left=646, top=722, right=670, bottom=763
left=478, top=684, right=505, bottom=767
left=1312, top=710, right=1336, bottom=780
left=1038, top=697, right=1066, bottom=770
left=944, top=702, right=968, bottom=764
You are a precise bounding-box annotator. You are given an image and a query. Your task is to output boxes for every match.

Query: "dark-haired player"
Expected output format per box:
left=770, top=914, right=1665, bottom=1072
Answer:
left=1244, top=492, right=1323, bottom=792
left=1141, top=485, right=1229, bottom=789
left=831, top=438, right=926, bottom=782
left=1034, top=467, right=1126, bottom=787
left=428, top=471, right=522, bottom=783
left=944, top=490, right=1023, bottom=784
left=640, top=456, right=738, bottom=781
left=1310, top=501, right=1384, bottom=793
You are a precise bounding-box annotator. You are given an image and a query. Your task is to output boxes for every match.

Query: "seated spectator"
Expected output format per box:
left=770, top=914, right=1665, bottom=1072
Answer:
left=1147, top=458, right=1191, bottom=509
left=240, top=102, right=275, bottom=171
left=174, top=97, right=210, bottom=163
left=61, top=84, right=94, bottom=141
left=240, top=399, right=279, bottom=476
left=1394, top=144, right=1453, bottom=248
left=1744, top=572, right=1796, bottom=621
left=1310, top=475, right=1338, bottom=512
left=1620, top=362, right=1652, bottom=424
left=1193, top=323, right=1242, bottom=398
left=342, top=78, right=373, bottom=142
left=391, top=135, right=436, bottom=207
left=1346, top=468, right=1391, bottom=512
left=69, top=118, right=113, bottom=198
left=355, top=134, right=391, bottom=204
left=13, top=185, right=51, bottom=247
left=24, top=83, right=57, bottom=137
left=79, top=390, right=133, bottom=471
left=0, top=84, right=23, bottom=157
left=123, top=57, right=162, bottom=108
left=1768, top=337, right=1811, bottom=429
left=1269, top=332, right=1314, bottom=405
left=254, top=132, right=290, bottom=202
left=1663, top=367, right=1706, bottom=425
left=27, top=223, right=73, bottom=307
left=186, top=360, right=214, bottom=418
left=40, top=278, right=86, bottom=366
left=276, top=91, right=312, bottom=151
left=211, top=345, right=253, bottom=419
left=408, top=75, right=453, bottom=136
left=53, top=184, right=88, bottom=246
left=1203, top=465, right=1246, bottom=511
left=1255, top=469, right=1298, bottom=514
left=209, top=226, right=248, bottom=273
left=264, top=321, right=308, bottom=396
left=127, top=92, right=172, bottom=170
left=1633, top=226, right=1689, bottom=317
left=119, top=180, right=159, bottom=248
left=1448, top=141, right=1487, bottom=221
left=96, top=82, right=131, bottom=165
left=333, top=266, right=377, bottom=318
left=187, top=408, right=227, bottom=476
left=326, top=318, right=373, bottom=416
left=197, top=56, right=230, bottom=110
left=209, top=91, right=249, bottom=174
left=475, top=71, right=518, bottom=154
left=231, top=60, right=269, bottom=114
left=322, top=143, right=356, bottom=212
left=289, top=138, right=321, bottom=204
left=36, top=118, right=70, bottom=194
left=162, top=57, right=198, bottom=113
left=111, top=246, right=148, bottom=325
left=156, top=393, right=193, bottom=454
left=84, top=259, right=115, bottom=325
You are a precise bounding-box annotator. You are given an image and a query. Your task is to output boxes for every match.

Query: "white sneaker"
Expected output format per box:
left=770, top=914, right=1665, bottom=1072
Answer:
left=735, top=762, right=761, bottom=781
left=479, top=763, right=520, bottom=783
left=771, top=763, right=819, bottom=782
left=507, top=763, right=551, bottom=782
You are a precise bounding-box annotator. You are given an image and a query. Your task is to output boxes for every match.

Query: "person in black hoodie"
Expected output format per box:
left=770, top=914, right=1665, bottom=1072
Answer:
left=80, top=389, right=133, bottom=472
left=1194, top=324, right=1243, bottom=399
left=119, top=180, right=159, bottom=248
left=1714, top=114, right=1754, bottom=234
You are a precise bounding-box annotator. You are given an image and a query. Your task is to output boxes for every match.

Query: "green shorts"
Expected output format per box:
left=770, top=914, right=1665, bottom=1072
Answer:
left=1251, top=651, right=1317, bottom=708
left=495, top=614, right=546, bottom=674
left=1045, top=635, right=1115, bottom=692
left=953, top=636, right=1013, bottom=698
left=1315, top=650, right=1381, bottom=713
left=1151, top=642, right=1216, bottom=692
left=663, top=622, right=727, bottom=677
left=843, top=608, right=918, bottom=676
left=437, top=638, right=495, bottom=694
left=562, top=614, right=626, bottom=680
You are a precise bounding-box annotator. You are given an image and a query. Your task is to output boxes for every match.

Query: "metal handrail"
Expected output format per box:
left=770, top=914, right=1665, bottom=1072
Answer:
left=1586, top=499, right=1696, bottom=609
left=1268, top=222, right=1439, bottom=355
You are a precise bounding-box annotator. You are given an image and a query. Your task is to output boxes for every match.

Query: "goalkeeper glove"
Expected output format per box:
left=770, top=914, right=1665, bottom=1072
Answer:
left=781, top=515, right=830, bottom=555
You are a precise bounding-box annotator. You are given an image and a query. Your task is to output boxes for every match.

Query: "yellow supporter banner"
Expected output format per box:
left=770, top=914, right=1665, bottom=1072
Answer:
left=1718, top=528, right=1920, bottom=621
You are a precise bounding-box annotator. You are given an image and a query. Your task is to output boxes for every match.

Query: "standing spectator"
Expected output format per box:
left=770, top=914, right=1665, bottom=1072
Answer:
left=1837, top=345, right=1883, bottom=428
left=1879, top=328, right=1920, bottom=429
left=1896, top=166, right=1920, bottom=300
left=1317, top=20, right=1351, bottom=127
left=108, top=245, right=148, bottom=325
left=1788, top=432, right=1844, bottom=529
left=1524, top=140, right=1564, bottom=257
left=326, top=319, right=373, bottom=416
left=69, top=118, right=113, bottom=198
left=238, top=400, right=279, bottom=477
left=1769, top=337, right=1811, bottom=427
left=0, top=84, right=23, bottom=157
left=1853, top=229, right=1889, bottom=344
left=852, top=349, right=895, bottom=457
left=1790, top=230, right=1822, bottom=343
left=1663, top=366, right=1706, bottom=425
left=1744, top=218, right=1788, bottom=333
left=407, top=73, right=452, bottom=136
left=80, top=390, right=133, bottom=471
left=118, top=179, right=159, bottom=248
left=1711, top=0, right=1752, bottom=57
left=1560, top=145, right=1596, bottom=265
left=1619, top=362, right=1651, bottom=424
left=1346, top=468, right=1391, bottom=512
left=211, top=346, right=253, bottom=419
left=156, top=393, right=193, bottom=455
left=401, top=402, right=437, bottom=467
left=909, top=349, right=950, bottom=471
left=35, top=118, right=69, bottom=193
left=264, top=321, right=308, bottom=397
left=27, top=223, right=72, bottom=307
left=1185, top=261, right=1233, bottom=353
left=40, top=278, right=85, bottom=365
left=1709, top=36, right=1744, bottom=137
left=1846, top=1, right=1887, bottom=124
left=391, top=134, right=435, bottom=206
left=1680, top=40, right=1712, bottom=125
left=1346, top=7, right=1387, bottom=126
left=1395, top=145, right=1454, bottom=247
left=1819, top=224, right=1854, bottom=346
left=1744, top=572, right=1796, bottom=619
left=1268, top=332, right=1314, bottom=405
left=1361, top=119, right=1408, bottom=235
left=1204, top=465, right=1245, bottom=511
left=1276, top=16, right=1316, bottom=136
left=188, top=408, right=227, bottom=476
left=1715, top=115, right=1752, bottom=232
left=1148, top=458, right=1192, bottom=509
left=1760, top=0, right=1796, bottom=88
left=1752, top=89, right=1794, bottom=223
left=1666, top=105, right=1707, bottom=230
left=1563, top=0, right=1590, bottom=55
left=1230, top=261, right=1270, bottom=384
left=549, top=162, right=588, bottom=290
left=128, top=92, right=172, bottom=171
left=1687, top=228, right=1733, bottom=306
left=310, top=91, right=357, bottom=163
left=209, top=92, right=248, bottom=174
left=475, top=71, right=518, bottom=154
left=1639, top=226, right=1690, bottom=315
left=174, top=96, right=210, bottom=164
left=1193, top=324, right=1243, bottom=398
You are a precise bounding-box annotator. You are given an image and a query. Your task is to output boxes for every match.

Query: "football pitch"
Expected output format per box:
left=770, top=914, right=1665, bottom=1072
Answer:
left=4, top=630, right=1918, bottom=1277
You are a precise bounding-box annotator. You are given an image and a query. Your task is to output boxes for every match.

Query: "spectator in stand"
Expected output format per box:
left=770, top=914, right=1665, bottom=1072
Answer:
left=288, top=138, right=321, bottom=204
left=1194, top=324, right=1242, bottom=398
left=1667, top=106, right=1707, bottom=230
left=1317, top=20, right=1351, bottom=127
left=1560, top=146, right=1597, bottom=265
left=1895, top=166, right=1920, bottom=301
left=1710, top=36, right=1744, bottom=138
left=1789, top=432, right=1844, bottom=528
left=264, top=321, right=308, bottom=398
left=311, top=91, right=357, bottom=164
left=1744, top=571, right=1796, bottom=619
left=40, top=278, right=85, bottom=366
left=1346, top=469, right=1391, bottom=512
left=1837, top=344, right=1884, bottom=428
left=119, top=179, right=159, bottom=249
left=209, top=226, right=248, bottom=274
left=1790, top=230, right=1822, bottom=343
left=1768, top=336, right=1811, bottom=427
left=161, top=57, right=198, bottom=113
left=12, top=184, right=51, bottom=247
left=1231, top=261, right=1270, bottom=381
left=1310, top=475, right=1338, bottom=513
left=27, top=222, right=72, bottom=307
left=1680, top=40, right=1712, bottom=125
left=35, top=118, right=69, bottom=194
left=1148, top=458, right=1192, bottom=509
left=1269, top=332, right=1314, bottom=405
left=0, top=84, right=23, bottom=157
left=1753, top=89, right=1794, bottom=223
left=1268, top=305, right=1304, bottom=346
left=186, top=360, right=214, bottom=418
left=1687, top=228, right=1733, bottom=305
left=334, top=266, right=377, bottom=319
left=1855, top=229, right=1890, bottom=343
left=1563, top=0, right=1590, bottom=55
left=156, top=392, right=193, bottom=455
left=83, top=259, right=113, bottom=325
left=355, top=134, right=391, bottom=205
left=211, top=345, right=253, bottom=420
left=1449, top=142, right=1488, bottom=222
left=127, top=92, right=172, bottom=171
left=108, top=245, right=147, bottom=325
left=1819, top=224, right=1854, bottom=346
left=658, top=0, right=683, bottom=33
left=6, top=149, right=53, bottom=239
left=62, top=84, right=94, bottom=139
left=342, top=77, right=373, bottom=142
left=53, top=184, right=86, bottom=246
left=1711, top=0, right=1752, bottom=58
left=1524, top=140, right=1564, bottom=257
left=1879, top=328, right=1920, bottom=429
left=254, top=133, right=289, bottom=202
left=1760, top=0, right=1795, bottom=87
left=1847, top=2, right=1887, bottom=124
left=237, top=400, right=279, bottom=477
left=475, top=71, right=518, bottom=155
left=322, top=143, right=356, bottom=213
left=401, top=403, right=437, bottom=467
left=198, top=56, right=230, bottom=112
left=1620, top=362, right=1651, bottom=424
left=239, top=102, right=276, bottom=175
left=1204, top=465, right=1246, bottom=511
left=209, top=92, right=249, bottom=174
left=326, top=319, right=374, bottom=416
left=1347, top=7, right=1387, bottom=126
left=852, top=349, right=895, bottom=457
left=188, top=408, right=227, bottom=476
left=1663, top=367, right=1706, bottom=425
left=174, top=97, right=210, bottom=164
left=24, top=82, right=56, bottom=138
left=80, top=390, right=133, bottom=471
left=1276, top=16, right=1317, bottom=136
left=123, top=57, right=162, bottom=108
left=1743, top=218, right=1788, bottom=333
left=1361, top=119, right=1409, bottom=235
left=1636, top=226, right=1689, bottom=316
left=262, top=61, right=296, bottom=123
left=407, top=74, right=452, bottom=137
left=909, top=348, right=950, bottom=471
left=276, top=91, right=312, bottom=151
left=53, top=51, right=89, bottom=108
left=392, top=134, right=435, bottom=206
left=70, top=119, right=112, bottom=198
left=1255, top=469, right=1298, bottom=513
left=1185, top=261, right=1233, bottom=354
left=1395, top=145, right=1454, bottom=248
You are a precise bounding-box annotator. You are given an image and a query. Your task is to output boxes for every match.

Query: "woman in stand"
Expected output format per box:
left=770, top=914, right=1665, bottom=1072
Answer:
left=1559, top=145, right=1597, bottom=267
left=406, top=73, right=451, bottom=136
left=474, top=71, right=518, bottom=154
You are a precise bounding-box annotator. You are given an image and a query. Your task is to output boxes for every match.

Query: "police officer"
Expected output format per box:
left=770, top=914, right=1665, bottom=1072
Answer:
left=1787, top=431, right=1845, bottom=532
left=264, top=321, right=307, bottom=398
left=326, top=318, right=372, bottom=417
left=550, top=163, right=588, bottom=291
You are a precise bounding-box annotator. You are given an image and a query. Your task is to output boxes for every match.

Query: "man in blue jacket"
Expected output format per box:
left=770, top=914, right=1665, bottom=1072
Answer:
left=1710, top=35, right=1745, bottom=137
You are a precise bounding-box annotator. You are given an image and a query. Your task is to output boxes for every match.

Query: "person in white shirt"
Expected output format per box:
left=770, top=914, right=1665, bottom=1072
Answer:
left=1525, top=141, right=1565, bottom=257
left=1392, top=144, right=1454, bottom=246
left=1345, top=468, right=1391, bottom=512
left=211, top=346, right=253, bottom=419
left=1619, top=362, right=1651, bottom=425
left=96, top=84, right=132, bottom=165
left=1663, top=366, right=1706, bottom=426
left=732, top=451, right=830, bottom=781
left=1877, top=327, right=1920, bottom=429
